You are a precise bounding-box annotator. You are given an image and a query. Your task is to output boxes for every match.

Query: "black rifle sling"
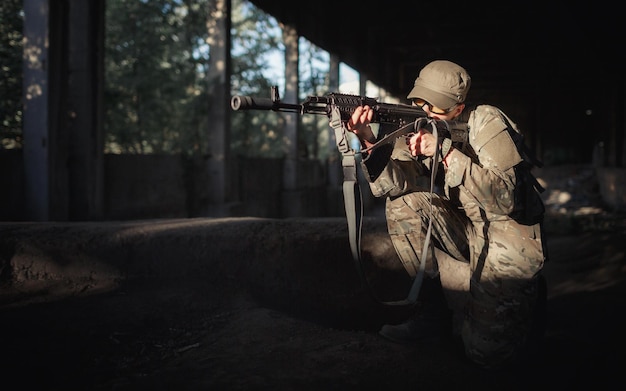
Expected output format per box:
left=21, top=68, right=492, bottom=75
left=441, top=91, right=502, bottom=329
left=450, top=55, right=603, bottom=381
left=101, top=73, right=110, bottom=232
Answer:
left=330, top=107, right=439, bottom=306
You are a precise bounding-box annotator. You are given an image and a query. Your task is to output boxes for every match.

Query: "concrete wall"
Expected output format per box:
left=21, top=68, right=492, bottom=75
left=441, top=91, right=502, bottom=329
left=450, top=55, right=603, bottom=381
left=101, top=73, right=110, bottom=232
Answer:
left=0, top=150, right=334, bottom=221
left=104, top=154, right=188, bottom=220
left=102, top=154, right=332, bottom=220
left=1, top=149, right=624, bottom=221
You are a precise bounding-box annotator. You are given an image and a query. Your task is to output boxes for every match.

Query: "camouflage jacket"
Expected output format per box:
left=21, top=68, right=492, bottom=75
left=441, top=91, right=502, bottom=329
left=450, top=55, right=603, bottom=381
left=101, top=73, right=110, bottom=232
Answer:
left=361, top=104, right=544, bottom=223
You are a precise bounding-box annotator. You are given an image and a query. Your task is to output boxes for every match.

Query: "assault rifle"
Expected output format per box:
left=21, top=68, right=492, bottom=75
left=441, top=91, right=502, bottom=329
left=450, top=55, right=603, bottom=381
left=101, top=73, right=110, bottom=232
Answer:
left=231, top=86, right=467, bottom=155
left=230, top=86, right=467, bottom=307
left=231, top=86, right=429, bottom=147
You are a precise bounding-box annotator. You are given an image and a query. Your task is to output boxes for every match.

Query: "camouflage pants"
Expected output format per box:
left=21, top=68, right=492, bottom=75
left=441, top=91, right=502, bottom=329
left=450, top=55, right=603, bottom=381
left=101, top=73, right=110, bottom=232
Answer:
left=385, top=191, right=545, bottom=369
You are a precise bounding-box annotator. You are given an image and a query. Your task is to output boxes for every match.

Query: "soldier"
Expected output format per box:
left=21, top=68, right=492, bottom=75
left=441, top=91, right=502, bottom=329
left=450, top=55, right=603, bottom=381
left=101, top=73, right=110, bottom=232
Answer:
left=347, top=60, right=547, bottom=369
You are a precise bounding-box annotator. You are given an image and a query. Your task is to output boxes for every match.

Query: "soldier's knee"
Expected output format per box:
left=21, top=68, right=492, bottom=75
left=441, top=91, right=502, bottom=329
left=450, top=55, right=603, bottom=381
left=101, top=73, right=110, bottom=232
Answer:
left=461, top=275, right=546, bottom=369
left=387, top=193, right=431, bottom=216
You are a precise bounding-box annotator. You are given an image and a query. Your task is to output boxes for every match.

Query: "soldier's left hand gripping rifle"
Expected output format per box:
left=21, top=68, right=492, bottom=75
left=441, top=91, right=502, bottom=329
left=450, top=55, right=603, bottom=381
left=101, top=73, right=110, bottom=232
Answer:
left=230, top=86, right=468, bottom=306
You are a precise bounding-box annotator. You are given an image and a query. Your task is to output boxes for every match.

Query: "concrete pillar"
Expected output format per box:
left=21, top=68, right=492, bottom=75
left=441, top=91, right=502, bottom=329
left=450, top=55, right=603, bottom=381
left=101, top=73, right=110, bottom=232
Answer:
left=326, top=55, right=343, bottom=216
left=22, top=0, right=105, bottom=221
left=281, top=23, right=299, bottom=192
left=622, top=78, right=626, bottom=167
left=22, top=0, right=51, bottom=221
left=328, top=54, right=341, bottom=176
left=65, top=0, right=105, bottom=220
left=280, top=23, right=302, bottom=217
left=206, top=0, right=237, bottom=216
left=359, top=72, right=367, bottom=96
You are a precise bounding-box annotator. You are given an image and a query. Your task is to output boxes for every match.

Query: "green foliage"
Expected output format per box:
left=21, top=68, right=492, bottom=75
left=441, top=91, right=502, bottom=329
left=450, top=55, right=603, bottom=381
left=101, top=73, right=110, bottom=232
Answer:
left=105, top=0, right=214, bottom=155
left=104, top=0, right=306, bottom=159
left=1, top=0, right=332, bottom=159
left=297, top=39, right=330, bottom=160
left=229, top=0, right=285, bottom=158
left=229, top=4, right=331, bottom=160
left=0, top=0, right=23, bottom=149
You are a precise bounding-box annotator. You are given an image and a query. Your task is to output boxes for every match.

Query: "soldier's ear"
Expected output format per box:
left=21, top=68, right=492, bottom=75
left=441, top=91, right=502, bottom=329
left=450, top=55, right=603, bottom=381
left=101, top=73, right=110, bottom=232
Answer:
left=453, top=103, right=465, bottom=118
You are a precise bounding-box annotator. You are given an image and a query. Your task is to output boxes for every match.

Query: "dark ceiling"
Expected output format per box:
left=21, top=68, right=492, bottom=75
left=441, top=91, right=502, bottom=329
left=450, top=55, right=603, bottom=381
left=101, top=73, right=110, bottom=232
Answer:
left=248, top=1, right=622, bottom=104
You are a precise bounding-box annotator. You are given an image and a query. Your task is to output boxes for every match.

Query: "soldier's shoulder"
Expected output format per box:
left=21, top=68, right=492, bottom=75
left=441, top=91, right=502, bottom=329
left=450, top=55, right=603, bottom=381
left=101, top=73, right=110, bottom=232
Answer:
left=469, top=104, right=502, bottom=120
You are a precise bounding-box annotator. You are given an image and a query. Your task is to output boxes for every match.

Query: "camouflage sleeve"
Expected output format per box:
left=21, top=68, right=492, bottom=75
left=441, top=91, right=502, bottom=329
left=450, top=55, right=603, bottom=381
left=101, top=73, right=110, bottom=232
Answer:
left=444, top=105, right=522, bottom=216
left=361, top=137, right=430, bottom=198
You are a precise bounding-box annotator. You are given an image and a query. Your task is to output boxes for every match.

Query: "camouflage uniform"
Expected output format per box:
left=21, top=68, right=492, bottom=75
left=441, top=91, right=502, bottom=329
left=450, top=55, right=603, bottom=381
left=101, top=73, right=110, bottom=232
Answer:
left=362, top=104, right=547, bottom=369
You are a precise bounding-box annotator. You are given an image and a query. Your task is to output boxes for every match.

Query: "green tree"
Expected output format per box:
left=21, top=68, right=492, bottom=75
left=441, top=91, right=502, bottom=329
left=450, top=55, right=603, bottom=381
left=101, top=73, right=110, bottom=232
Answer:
left=105, top=0, right=214, bottom=155
left=229, top=0, right=284, bottom=158
left=229, top=2, right=332, bottom=160
left=298, top=38, right=330, bottom=160
left=105, top=0, right=288, bottom=158
left=0, top=0, right=23, bottom=149
left=2, top=0, right=330, bottom=160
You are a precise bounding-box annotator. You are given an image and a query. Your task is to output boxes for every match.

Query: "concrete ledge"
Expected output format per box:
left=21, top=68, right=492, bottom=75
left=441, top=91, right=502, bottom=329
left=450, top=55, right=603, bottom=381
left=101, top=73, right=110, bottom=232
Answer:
left=0, top=217, right=410, bottom=320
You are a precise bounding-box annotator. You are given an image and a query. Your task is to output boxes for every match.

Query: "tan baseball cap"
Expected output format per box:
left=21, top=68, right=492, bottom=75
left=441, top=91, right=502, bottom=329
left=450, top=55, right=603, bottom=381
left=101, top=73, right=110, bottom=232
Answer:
left=406, top=60, right=471, bottom=110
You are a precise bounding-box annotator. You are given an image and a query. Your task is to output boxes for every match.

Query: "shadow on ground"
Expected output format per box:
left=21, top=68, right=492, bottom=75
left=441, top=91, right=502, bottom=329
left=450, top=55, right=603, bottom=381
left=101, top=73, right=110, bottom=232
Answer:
left=0, top=211, right=625, bottom=390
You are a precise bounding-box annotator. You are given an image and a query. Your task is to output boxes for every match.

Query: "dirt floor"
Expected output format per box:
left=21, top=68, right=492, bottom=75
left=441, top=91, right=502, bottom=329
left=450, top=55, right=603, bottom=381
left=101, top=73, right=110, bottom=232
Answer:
left=1, top=204, right=625, bottom=390
left=1, top=162, right=625, bottom=390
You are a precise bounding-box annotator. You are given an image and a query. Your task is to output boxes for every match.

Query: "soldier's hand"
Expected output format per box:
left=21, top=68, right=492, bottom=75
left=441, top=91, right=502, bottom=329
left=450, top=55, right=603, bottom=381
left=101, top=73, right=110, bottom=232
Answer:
left=408, top=129, right=438, bottom=157
left=347, top=105, right=376, bottom=145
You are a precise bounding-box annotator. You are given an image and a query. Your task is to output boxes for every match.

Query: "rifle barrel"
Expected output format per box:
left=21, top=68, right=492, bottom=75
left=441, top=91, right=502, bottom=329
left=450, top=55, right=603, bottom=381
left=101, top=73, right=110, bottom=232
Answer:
left=230, top=95, right=302, bottom=113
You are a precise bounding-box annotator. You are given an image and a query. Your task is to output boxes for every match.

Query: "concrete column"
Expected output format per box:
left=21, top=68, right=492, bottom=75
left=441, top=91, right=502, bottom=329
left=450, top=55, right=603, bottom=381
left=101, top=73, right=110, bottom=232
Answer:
left=326, top=55, right=343, bottom=216
left=206, top=0, right=236, bottom=216
left=359, top=72, right=367, bottom=96
left=65, top=0, right=105, bottom=220
left=22, top=0, right=105, bottom=221
left=279, top=23, right=304, bottom=217
left=328, top=54, right=340, bottom=166
left=22, top=0, right=51, bottom=221
left=622, top=78, right=626, bottom=167
left=281, top=23, right=299, bottom=192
